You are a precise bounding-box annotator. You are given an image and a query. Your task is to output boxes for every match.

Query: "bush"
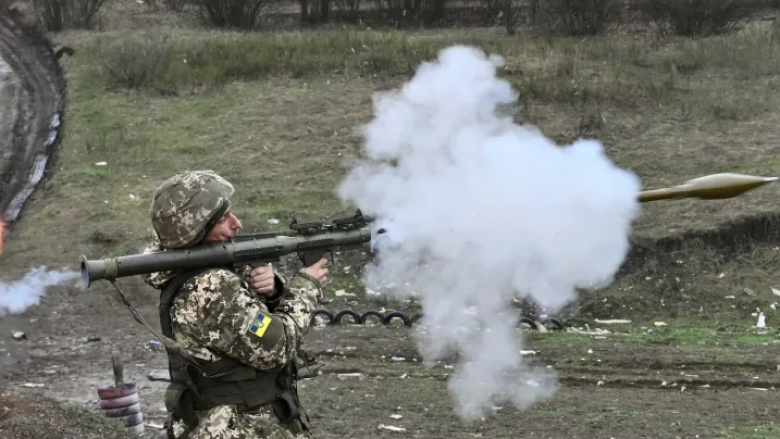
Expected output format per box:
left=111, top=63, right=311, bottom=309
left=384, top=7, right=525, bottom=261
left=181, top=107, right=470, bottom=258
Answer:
left=548, top=0, right=627, bottom=36
left=637, top=0, right=768, bottom=36
left=31, top=0, right=106, bottom=32
left=193, top=0, right=274, bottom=29
left=96, top=34, right=173, bottom=90
left=163, top=0, right=189, bottom=12
left=84, top=31, right=521, bottom=92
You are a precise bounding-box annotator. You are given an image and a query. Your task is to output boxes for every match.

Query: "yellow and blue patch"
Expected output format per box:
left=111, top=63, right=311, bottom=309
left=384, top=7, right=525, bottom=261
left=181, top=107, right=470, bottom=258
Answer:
left=247, top=312, right=272, bottom=338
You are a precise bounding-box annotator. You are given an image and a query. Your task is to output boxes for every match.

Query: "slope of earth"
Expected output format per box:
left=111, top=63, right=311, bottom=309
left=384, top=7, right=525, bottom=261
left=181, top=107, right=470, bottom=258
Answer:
left=0, top=392, right=132, bottom=439
left=0, top=6, right=67, bottom=223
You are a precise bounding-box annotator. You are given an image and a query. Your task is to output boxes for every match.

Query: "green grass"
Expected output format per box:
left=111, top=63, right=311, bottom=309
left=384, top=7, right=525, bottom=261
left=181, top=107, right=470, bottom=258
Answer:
left=721, top=424, right=779, bottom=439
left=4, top=21, right=780, bottom=317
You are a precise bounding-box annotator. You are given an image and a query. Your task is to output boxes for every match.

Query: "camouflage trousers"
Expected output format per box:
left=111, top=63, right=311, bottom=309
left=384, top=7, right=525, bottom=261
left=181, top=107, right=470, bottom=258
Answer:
left=170, top=404, right=313, bottom=439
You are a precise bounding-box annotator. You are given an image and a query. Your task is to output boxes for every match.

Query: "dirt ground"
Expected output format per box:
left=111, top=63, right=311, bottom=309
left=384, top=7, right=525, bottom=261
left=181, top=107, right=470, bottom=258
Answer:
left=1, top=280, right=779, bottom=439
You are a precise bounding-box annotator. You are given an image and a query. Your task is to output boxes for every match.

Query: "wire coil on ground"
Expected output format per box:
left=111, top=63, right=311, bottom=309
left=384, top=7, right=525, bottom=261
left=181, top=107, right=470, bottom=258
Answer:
left=312, top=308, right=565, bottom=331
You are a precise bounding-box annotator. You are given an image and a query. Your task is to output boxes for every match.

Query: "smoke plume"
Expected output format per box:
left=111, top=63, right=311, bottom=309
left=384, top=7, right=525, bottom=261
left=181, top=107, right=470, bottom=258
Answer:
left=337, top=46, right=642, bottom=419
left=0, top=266, right=79, bottom=316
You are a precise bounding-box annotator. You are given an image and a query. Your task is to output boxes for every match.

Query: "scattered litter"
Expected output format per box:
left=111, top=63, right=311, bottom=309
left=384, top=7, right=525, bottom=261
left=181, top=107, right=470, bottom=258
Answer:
left=744, top=288, right=756, bottom=296
left=94, top=161, right=107, bottom=166
left=146, top=422, right=165, bottom=429
left=594, top=319, right=631, bottom=324
left=654, top=322, right=667, bottom=327
left=391, top=356, right=405, bottom=362
left=725, top=295, right=735, bottom=299
left=520, top=350, right=537, bottom=355
left=378, top=424, right=406, bottom=432
left=267, top=218, right=279, bottom=224
left=21, top=383, right=44, bottom=388
left=772, top=288, right=780, bottom=297
left=567, top=327, right=611, bottom=336
left=12, top=331, right=26, bottom=340
left=756, top=312, right=766, bottom=328
left=718, top=272, right=726, bottom=278
left=390, top=414, right=403, bottom=420
left=149, top=340, right=164, bottom=351
left=772, top=303, right=777, bottom=311
left=336, top=373, right=363, bottom=378
left=147, top=370, right=171, bottom=382
left=751, top=388, right=768, bottom=391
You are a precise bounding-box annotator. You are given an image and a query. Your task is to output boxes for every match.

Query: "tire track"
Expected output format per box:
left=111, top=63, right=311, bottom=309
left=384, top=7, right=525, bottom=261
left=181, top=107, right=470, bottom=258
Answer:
left=0, top=7, right=67, bottom=225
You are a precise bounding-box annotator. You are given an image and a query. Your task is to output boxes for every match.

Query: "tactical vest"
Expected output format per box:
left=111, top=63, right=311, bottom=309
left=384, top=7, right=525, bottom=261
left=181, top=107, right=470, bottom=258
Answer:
left=159, top=268, right=306, bottom=439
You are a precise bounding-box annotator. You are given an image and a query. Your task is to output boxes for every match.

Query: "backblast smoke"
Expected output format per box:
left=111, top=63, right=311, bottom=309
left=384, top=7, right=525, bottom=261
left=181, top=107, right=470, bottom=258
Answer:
left=337, top=45, right=642, bottom=420
left=0, top=266, right=79, bottom=316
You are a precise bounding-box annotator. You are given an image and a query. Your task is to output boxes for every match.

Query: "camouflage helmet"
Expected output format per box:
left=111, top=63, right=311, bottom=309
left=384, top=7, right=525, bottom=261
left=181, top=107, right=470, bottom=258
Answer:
left=150, top=170, right=235, bottom=249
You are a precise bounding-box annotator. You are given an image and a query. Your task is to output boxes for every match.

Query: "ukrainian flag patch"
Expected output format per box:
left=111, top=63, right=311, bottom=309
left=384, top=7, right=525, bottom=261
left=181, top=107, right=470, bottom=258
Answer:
left=247, top=312, right=272, bottom=338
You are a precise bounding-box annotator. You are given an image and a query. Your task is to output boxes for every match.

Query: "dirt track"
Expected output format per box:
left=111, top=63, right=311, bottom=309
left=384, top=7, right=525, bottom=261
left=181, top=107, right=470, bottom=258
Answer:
left=0, top=6, right=67, bottom=224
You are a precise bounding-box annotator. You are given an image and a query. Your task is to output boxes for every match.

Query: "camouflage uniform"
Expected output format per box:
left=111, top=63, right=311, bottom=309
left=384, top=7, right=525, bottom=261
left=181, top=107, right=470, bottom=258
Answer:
left=143, top=170, right=323, bottom=439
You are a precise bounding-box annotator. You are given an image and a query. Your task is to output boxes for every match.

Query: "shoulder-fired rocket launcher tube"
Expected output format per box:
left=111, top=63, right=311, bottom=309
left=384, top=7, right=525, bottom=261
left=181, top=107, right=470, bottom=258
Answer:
left=81, top=227, right=373, bottom=287
left=81, top=210, right=382, bottom=288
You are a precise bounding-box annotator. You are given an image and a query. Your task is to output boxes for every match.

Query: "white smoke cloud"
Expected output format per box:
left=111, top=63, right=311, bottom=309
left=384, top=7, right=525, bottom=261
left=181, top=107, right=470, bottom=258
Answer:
left=337, top=45, right=642, bottom=419
left=0, top=266, right=79, bottom=316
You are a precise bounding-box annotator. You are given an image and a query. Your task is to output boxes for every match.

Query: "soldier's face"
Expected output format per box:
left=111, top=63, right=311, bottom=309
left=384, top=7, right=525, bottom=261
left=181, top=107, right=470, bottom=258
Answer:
left=203, top=209, right=243, bottom=243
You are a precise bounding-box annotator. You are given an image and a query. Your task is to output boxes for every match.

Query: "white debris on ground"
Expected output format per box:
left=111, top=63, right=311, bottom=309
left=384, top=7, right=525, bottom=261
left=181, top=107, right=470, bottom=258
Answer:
left=378, top=424, right=406, bottom=432
left=566, top=325, right=611, bottom=336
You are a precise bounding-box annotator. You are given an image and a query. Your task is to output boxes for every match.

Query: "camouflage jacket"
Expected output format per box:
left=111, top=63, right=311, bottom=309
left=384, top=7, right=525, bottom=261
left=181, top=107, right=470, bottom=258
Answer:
left=142, top=237, right=320, bottom=439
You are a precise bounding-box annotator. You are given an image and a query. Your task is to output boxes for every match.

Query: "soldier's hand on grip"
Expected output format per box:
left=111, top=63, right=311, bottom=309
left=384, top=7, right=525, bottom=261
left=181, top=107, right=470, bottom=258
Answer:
left=301, top=258, right=329, bottom=287
left=248, top=264, right=276, bottom=295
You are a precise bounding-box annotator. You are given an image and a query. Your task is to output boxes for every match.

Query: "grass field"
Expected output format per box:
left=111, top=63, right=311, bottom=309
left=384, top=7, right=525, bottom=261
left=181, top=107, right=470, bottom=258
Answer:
left=2, top=0, right=780, bottom=438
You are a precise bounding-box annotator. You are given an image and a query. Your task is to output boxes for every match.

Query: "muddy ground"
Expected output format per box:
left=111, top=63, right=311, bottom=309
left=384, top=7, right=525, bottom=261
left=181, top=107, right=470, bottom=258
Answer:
left=1, top=280, right=779, bottom=439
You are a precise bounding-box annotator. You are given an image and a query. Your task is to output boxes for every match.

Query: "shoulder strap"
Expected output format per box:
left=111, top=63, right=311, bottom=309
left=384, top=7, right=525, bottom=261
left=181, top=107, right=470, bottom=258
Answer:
left=159, top=268, right=213, bottom=340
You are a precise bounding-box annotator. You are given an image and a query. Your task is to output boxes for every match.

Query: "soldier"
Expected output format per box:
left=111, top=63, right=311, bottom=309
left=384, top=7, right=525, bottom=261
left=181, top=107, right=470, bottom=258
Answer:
left=142, top=170, right=328, bottom=439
